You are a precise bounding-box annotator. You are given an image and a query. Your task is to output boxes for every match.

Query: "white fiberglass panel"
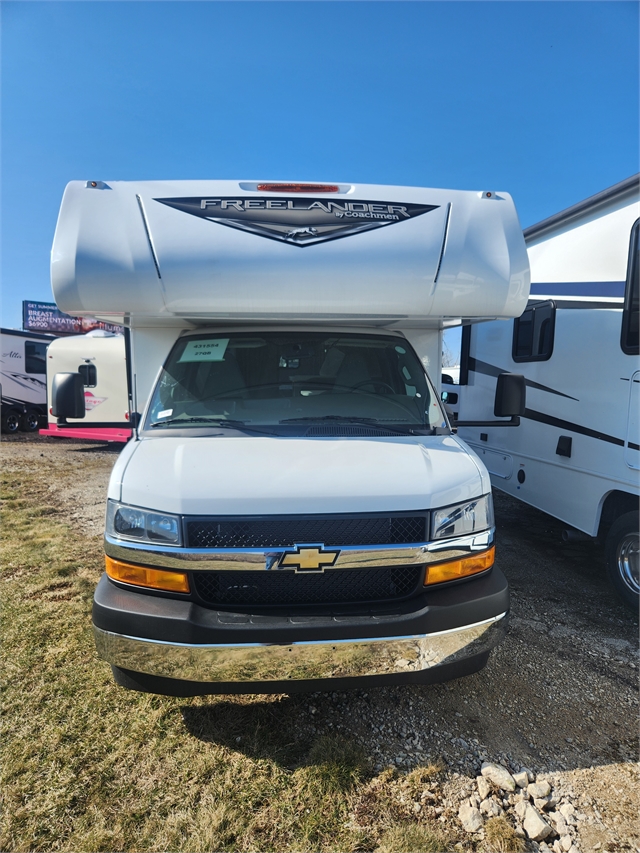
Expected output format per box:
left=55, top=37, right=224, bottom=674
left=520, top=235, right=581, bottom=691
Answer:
left=528, top=197, right=640, bottom=284
left=625, top=371, right=640, bottom=470
left=140, top=184, right=449, bottom=319
left=51, top=180, right=529, bottom=324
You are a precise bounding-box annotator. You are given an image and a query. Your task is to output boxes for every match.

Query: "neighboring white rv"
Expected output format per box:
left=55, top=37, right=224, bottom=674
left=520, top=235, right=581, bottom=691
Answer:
left=40, top=330, right=131, bottom=443
left=50, top=179, right=530, bottom=696
left=442, top=365, right=460, bottom=385
left=455, top=175, right=639, bottom=609
left=0, top=328, right=52, bottom=432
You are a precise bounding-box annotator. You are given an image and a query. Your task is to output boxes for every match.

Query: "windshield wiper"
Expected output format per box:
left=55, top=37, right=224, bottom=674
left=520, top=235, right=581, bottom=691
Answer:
left=149, top=416, right=272, bottom=434
left=279, top=415, right=434, bottom=435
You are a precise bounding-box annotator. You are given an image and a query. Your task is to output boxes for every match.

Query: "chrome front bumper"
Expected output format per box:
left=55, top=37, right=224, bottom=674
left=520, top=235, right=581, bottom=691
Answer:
left=94, top=611, right=507, bottom=683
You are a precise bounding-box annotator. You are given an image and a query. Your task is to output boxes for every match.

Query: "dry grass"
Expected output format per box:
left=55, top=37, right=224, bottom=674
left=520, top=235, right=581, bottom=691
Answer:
left=374, top=824, right=449, bottom=853
left=481, top=817, right=526, bottom=853
left=0, top=460, right=458, bottom=852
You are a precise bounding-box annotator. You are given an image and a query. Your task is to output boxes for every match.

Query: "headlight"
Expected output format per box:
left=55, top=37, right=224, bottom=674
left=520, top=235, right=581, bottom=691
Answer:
left=432, top=494, right=494, bottom=540
left=106, top=500, right=182, bottom=546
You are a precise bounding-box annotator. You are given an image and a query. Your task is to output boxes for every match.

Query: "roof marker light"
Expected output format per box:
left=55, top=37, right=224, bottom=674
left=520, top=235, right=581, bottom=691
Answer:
left=256, top=183, right=339, bottom=193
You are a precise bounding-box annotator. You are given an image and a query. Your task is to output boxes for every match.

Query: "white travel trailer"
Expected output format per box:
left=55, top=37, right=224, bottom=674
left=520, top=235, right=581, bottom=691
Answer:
left=50, top=179, right=530, bottom=696
left=0, top=328, right=52, bottom=432
left=455, top=175, right=639, bottom=609
left=40, top=330, right=131, bottom=443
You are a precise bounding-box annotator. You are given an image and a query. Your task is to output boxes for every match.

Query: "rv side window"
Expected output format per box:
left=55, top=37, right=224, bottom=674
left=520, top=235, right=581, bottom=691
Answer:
left=512, top=301, right=555, bottom=362
left=78, top=363, right=97, bottom=387
left=25, top=342, right=47, bottom=374
left=621, top=219, right=639, bottom=355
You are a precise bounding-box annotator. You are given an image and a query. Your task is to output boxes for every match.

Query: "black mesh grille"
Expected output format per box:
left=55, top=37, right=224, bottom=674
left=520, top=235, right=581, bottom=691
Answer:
left=192, top=566, right=423, bottom=607
left=186, top=516, right=426, bottom=548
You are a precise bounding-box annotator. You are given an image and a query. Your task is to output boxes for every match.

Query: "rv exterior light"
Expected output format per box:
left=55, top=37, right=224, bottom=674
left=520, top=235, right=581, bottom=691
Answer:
left=106, top=500, right=182, bottom=545
left=424, top=547, right=495, bottom=585
left=256, top=183, right=339, bottom=193
left=90, top=182, right=98, bottom=187
left=486, top=192, right=492, bottom=198
left=432, top=495, right=494, bottom=540
left=105, top=556, right=190, bottom=593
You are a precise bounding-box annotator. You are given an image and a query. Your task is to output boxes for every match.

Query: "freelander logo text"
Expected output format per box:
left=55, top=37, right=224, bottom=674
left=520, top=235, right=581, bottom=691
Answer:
left=155, top=195, right=439, bottom=247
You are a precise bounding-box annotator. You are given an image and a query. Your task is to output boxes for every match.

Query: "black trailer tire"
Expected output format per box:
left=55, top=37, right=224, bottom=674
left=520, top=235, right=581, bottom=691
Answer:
left=21, top=409, right=41, bottom=432
left=1, top=410, right=21, bottom=434
left=605, top=512, right=640, bottom=611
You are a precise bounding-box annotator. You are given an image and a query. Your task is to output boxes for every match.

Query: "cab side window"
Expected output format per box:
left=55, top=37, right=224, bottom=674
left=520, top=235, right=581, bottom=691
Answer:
left=78, top=363, right=97, bottom=387
left=621, top=220, right=639, bottom=355
left=25, top=341, right=47, bottom=374
left=512, top=300, right=555, bottom=362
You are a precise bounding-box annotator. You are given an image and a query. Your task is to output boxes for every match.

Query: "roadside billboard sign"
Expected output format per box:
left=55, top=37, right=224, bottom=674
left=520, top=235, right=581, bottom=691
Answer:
left=22, top=301, right=123, bottom=335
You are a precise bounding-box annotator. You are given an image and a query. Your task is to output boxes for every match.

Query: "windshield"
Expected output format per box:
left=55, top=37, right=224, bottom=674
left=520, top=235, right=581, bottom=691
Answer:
left=145, top=331, right=447, bottom=433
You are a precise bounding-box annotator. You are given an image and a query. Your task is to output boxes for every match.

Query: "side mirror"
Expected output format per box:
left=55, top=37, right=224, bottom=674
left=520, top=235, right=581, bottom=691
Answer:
left=441, top=390, right=459, bottom=405
left=494, top=373, right=526, bottom=418
left=52, top=372, right=85, bottom=421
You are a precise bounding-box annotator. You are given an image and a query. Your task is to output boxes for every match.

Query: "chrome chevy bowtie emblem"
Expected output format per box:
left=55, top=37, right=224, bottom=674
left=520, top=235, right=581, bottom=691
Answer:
left=267, top=544, right=340, bottom=573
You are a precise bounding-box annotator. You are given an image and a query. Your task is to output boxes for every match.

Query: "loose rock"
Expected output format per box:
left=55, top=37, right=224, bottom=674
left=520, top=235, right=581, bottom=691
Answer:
left=515, top=800, right=528, bottom=820
left=547, top=810, right=569, bottom=836
left=481, top=762, right=516, bottom=792
left=559, top=803, right=576, bottom=822
left=513, top=770, right=529, bottom=788
left=523, top=804, right=553, bottom=842
left=476, top=775, right=491, bottom=800
left=480, top=798, right=503, bottom=817
left=528, top=780, right=552, bottom=799
left=458, top=802, right=483, bottom=833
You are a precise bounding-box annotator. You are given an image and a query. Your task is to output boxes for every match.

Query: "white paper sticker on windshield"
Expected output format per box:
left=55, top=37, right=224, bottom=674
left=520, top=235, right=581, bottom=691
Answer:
left=157, top=409, right=173, bottom=419
left=178, top=338, right=230, bottom=363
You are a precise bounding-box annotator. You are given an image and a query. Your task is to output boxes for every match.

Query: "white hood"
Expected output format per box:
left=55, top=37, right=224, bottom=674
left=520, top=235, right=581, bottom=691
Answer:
left=115, top=434, right=488, bottom=516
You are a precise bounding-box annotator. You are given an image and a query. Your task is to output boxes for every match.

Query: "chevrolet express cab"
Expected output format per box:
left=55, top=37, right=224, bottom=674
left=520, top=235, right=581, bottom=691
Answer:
left=50, top=179, right=530, bottom=695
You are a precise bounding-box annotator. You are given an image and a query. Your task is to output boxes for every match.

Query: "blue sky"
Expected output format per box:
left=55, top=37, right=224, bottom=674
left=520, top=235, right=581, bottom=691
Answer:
left=2, top=1, right=638, bottom=357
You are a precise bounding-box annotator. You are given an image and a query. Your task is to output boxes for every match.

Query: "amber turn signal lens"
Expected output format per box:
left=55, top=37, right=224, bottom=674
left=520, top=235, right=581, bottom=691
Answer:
left=105, top=556, right=190, bottom=593
left=424, top=546, right=495, bottom=586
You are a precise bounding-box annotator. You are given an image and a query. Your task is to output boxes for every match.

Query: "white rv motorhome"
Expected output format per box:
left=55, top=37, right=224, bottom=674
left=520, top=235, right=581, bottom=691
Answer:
left=0, top=328, right=52, bottom=432
left=455, top=175, right=639, bottom=610
left=50, top=179, right=530, bottom=696
left=41, top=330, right=131, bottom=443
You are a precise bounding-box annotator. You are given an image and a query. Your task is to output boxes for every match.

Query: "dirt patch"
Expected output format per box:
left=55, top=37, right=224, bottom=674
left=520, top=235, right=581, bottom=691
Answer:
left=2, top=433, right=638, bottom=851
left=1, top=432, right=120, bottom=535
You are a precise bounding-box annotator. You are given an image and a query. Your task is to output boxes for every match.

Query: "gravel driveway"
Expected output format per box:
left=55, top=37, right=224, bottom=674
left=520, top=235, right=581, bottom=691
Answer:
left=3, top=434, right=638, bottom=851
